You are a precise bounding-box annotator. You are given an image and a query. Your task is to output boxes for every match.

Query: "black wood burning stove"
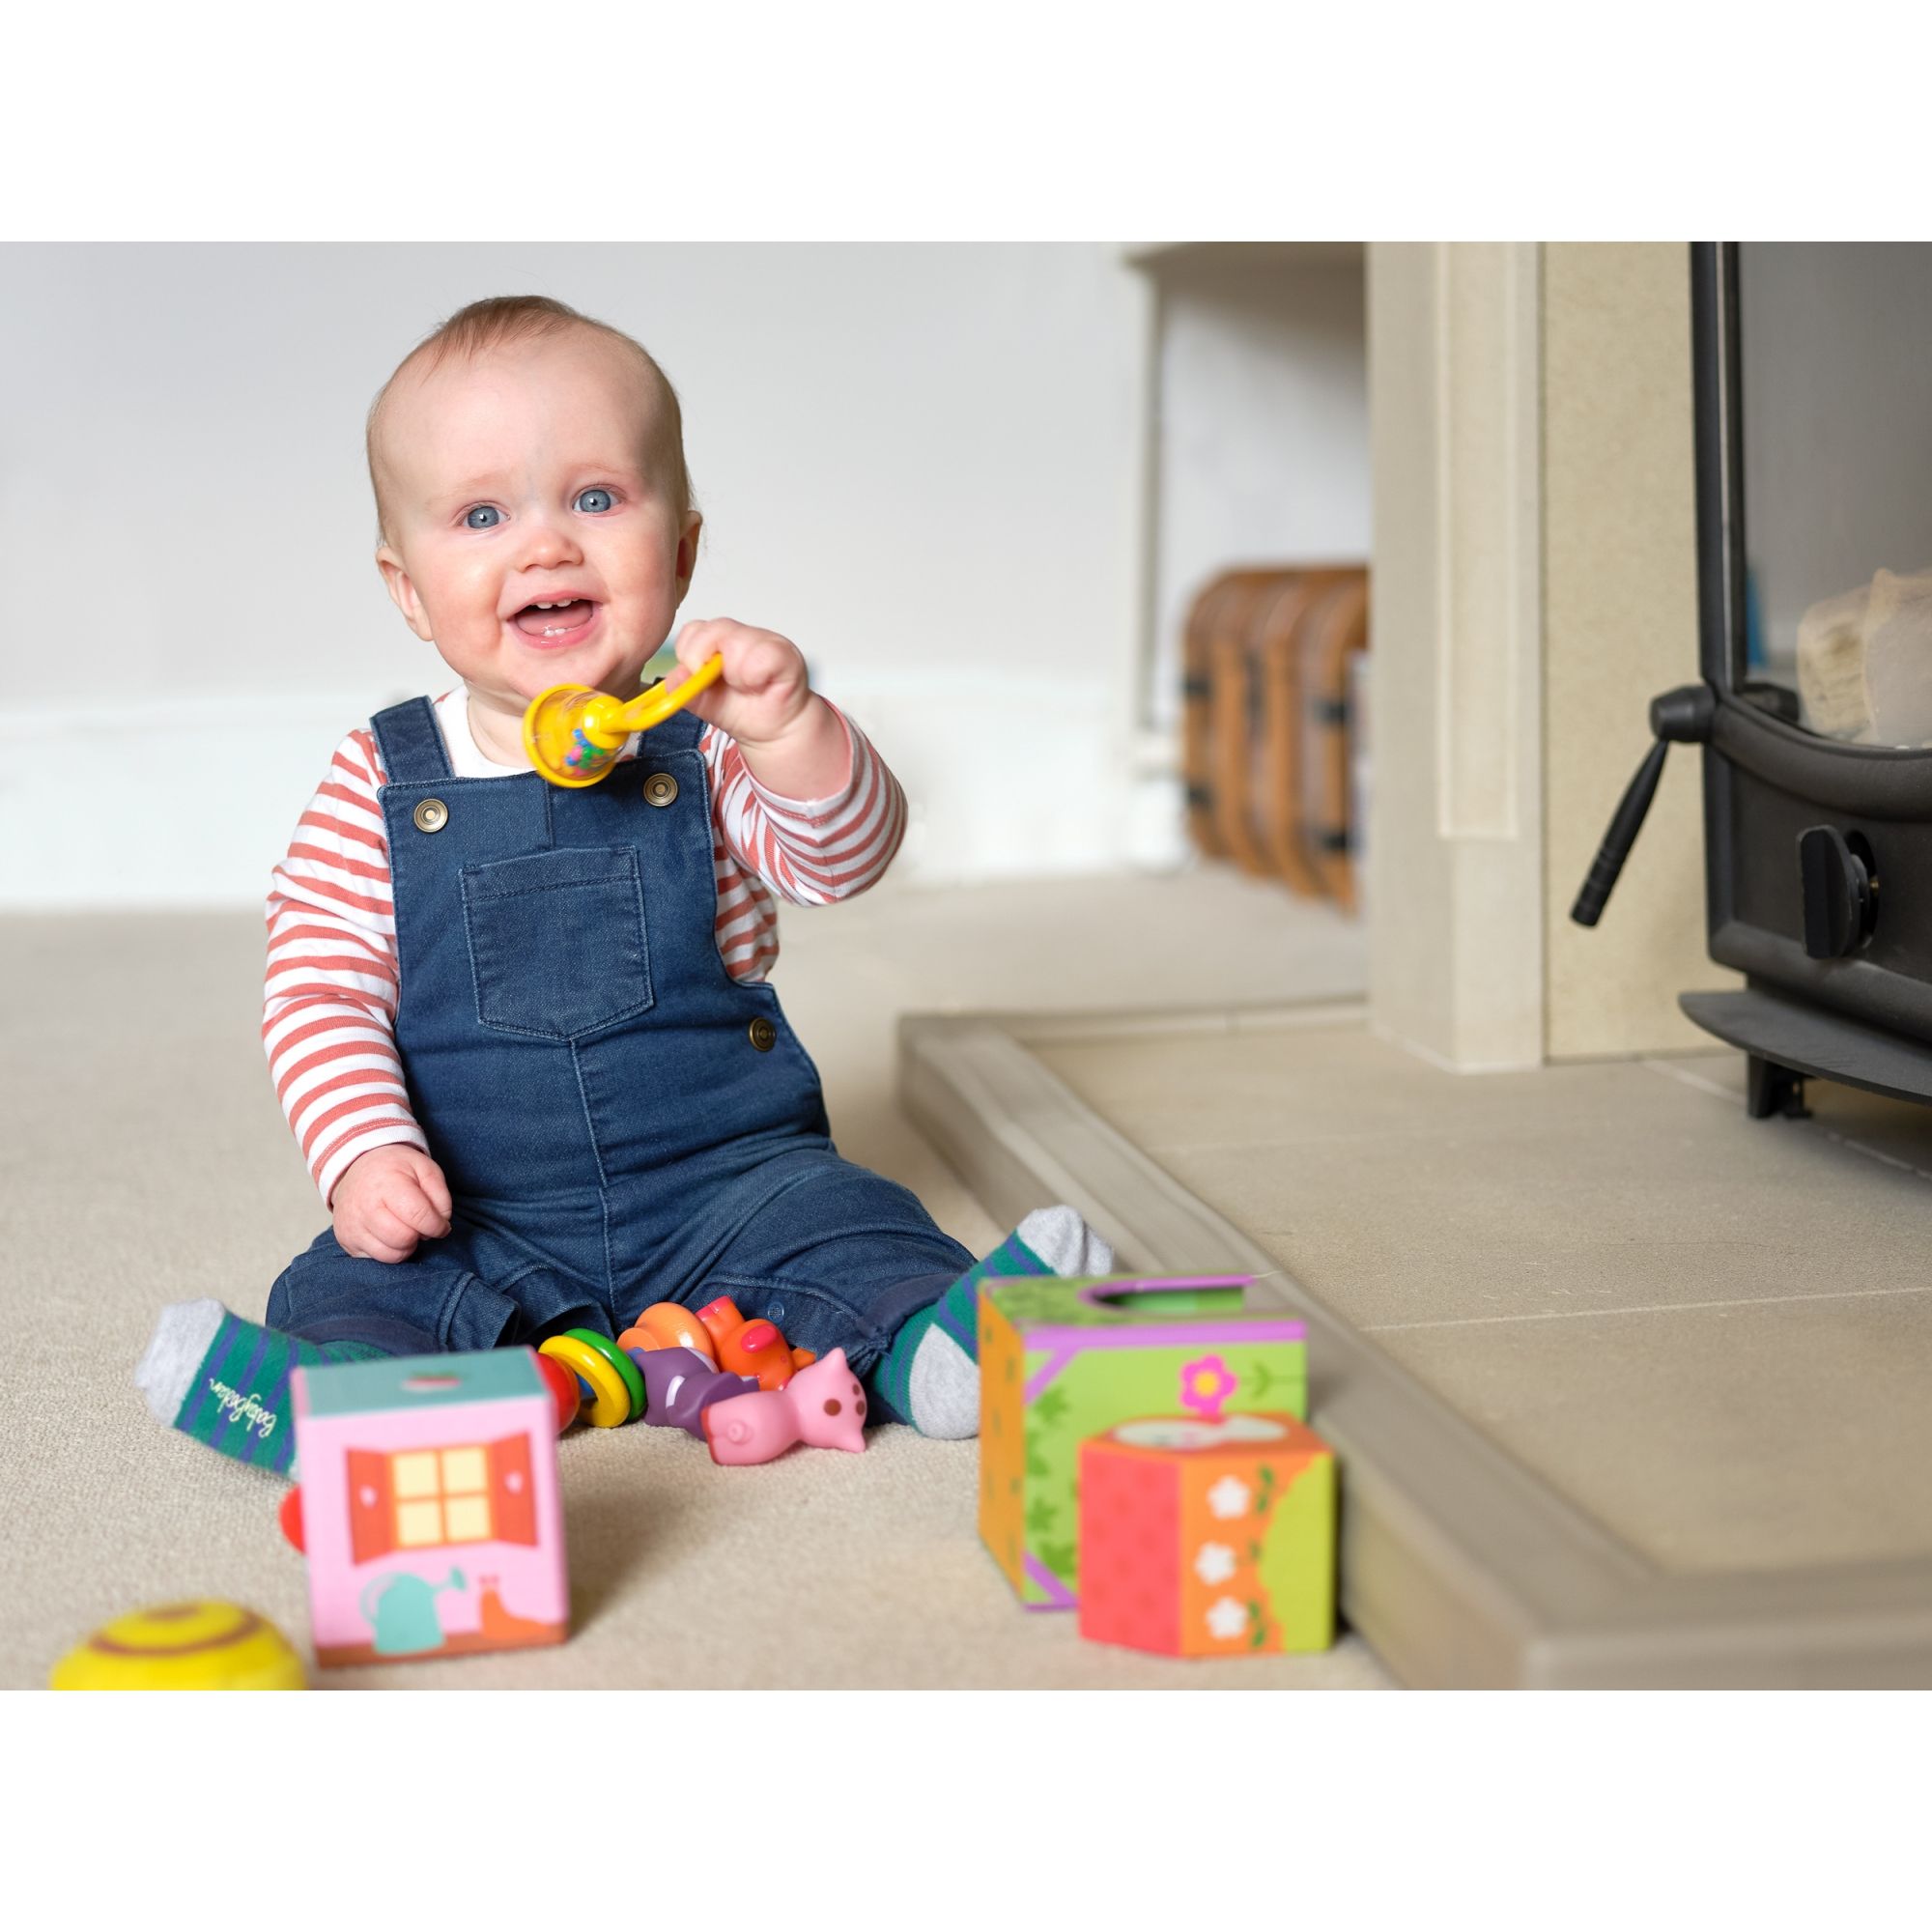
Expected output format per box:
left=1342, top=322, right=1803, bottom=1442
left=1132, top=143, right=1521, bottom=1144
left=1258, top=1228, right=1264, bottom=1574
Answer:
left=1577, top=242, right=1932, bottom=1119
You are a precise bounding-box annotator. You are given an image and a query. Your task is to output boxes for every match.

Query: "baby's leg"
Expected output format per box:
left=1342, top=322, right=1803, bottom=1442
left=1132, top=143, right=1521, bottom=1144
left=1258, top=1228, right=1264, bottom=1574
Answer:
left=869, top=1207, right=1114, bottom=1436
left=134, top=1302, right=395, bottom=1478
left=664, top=1153, right=1111, bottom=1438
left=134, top=1220, right=609, bottom=1478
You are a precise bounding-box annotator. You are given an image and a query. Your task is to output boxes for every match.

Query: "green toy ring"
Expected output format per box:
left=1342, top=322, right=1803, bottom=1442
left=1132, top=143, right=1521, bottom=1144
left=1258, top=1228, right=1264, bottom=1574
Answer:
left=567, top=1327, right=646, bottom=1423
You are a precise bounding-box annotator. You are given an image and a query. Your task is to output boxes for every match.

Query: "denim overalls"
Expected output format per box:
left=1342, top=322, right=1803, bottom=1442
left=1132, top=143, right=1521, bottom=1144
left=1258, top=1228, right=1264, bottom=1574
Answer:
left=266, top=696, right=974, bottom=1400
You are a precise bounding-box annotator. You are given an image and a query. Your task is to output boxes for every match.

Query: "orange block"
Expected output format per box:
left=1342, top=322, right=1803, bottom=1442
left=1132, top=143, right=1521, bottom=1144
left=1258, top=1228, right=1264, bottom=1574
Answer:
left=1078, top=1412, right=1336, bottom=1658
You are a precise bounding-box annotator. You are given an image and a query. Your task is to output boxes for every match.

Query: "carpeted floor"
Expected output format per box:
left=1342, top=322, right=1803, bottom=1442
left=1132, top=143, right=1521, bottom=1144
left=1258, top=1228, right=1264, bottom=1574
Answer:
left=0, top=873, right=1388, bottom=1689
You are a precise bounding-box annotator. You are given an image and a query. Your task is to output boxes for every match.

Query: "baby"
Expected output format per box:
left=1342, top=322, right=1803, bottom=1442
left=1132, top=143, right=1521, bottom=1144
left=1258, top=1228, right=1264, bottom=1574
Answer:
left=135, top=294, right=1109, bottom=1474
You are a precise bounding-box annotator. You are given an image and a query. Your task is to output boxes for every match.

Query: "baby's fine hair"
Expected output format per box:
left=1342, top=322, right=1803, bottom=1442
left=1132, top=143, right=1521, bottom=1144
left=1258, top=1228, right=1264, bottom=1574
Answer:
left=365, top=294, right=695, bottom=547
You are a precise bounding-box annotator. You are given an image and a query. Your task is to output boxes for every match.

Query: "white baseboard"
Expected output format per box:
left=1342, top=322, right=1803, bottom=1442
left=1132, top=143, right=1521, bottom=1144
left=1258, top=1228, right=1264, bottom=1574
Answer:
left=0, top=692, right=411, bottom=912
left=0, top=677, right=1151, bottom=910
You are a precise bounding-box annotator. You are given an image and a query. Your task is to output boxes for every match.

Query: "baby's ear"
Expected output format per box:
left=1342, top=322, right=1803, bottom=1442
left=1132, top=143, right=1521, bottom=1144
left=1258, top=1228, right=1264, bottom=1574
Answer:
left=376, top=544, right=435, bottom=641
left=674, top=511, right=702, bottom=602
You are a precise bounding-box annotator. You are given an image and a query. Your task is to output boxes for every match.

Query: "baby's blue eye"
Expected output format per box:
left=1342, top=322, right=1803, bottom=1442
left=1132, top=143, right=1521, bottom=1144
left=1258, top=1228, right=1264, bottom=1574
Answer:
left=465, top=505, right=501, bottom=529
left=574, top=488, right=614, bottom=514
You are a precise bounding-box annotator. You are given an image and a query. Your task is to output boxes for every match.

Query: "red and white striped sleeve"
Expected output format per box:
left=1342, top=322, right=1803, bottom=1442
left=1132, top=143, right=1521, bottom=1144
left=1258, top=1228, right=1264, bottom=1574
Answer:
left=263, top=726, right=428, bottom=1207
left=702, top=696, right=905, bottom=904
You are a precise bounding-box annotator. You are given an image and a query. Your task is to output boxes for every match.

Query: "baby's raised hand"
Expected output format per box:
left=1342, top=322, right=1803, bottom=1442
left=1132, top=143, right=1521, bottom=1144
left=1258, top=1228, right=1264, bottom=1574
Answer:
left=668, top=618, right=813, bottom=750
left=331, top=1145, right=453, bottom=1264
left=668, top=617, right=850, bottom=799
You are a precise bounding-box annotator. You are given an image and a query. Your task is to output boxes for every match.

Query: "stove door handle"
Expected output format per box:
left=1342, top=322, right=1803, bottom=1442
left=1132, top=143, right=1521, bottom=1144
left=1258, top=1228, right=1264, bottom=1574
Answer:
left=1570, top=683, right=1716, bottom=928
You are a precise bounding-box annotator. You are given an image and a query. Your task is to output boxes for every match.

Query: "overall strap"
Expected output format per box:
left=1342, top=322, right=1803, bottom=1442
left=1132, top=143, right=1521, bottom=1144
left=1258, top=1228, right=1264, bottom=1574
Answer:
left=372, top=696, right=455, bottom=784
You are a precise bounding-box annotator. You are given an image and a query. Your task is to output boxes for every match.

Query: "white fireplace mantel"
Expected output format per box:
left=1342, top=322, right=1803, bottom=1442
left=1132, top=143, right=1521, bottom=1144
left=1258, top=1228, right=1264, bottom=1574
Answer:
left=1367, top=242, right=1737, bottom=1070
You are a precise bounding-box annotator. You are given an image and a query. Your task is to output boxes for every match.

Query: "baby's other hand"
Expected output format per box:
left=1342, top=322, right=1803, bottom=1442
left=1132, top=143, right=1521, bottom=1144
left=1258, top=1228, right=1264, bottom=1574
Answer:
left=668, top=617, right=811, bottom=750
left=332, top=1145, right=453, bottom=1264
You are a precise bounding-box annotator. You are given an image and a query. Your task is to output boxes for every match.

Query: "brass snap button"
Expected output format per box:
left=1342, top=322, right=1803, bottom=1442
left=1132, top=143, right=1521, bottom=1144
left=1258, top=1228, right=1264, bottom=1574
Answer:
left=412, top=798, right=449, bottom=834
left=643, top=772, right=679, bottom=809
left=749, top=1017, right=778, bottom=1052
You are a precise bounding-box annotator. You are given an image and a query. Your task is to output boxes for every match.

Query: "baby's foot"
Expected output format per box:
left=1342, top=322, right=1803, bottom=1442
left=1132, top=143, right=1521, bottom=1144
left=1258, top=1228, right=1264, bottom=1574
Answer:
left=134, top=1299, right=385, bottom=1477
left=869, top=1207, right=1113, bottom=1439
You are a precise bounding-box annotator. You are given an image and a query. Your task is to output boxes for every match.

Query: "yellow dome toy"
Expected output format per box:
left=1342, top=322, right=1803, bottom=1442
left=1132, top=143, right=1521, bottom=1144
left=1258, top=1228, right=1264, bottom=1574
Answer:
left=50, top=1600, right=307, bottom=1690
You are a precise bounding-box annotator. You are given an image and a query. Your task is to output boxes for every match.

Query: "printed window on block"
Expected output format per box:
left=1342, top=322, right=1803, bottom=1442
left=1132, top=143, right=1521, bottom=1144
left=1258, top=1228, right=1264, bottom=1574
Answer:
left=392, top=1445, right=494, bottom=1548
left=346, top=1434, right=537, bottom=1563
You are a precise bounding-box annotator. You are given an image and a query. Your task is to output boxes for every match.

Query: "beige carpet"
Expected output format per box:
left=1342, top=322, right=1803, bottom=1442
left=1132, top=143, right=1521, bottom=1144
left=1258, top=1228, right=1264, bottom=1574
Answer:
left=0, top=873, right=1388, bottom=1688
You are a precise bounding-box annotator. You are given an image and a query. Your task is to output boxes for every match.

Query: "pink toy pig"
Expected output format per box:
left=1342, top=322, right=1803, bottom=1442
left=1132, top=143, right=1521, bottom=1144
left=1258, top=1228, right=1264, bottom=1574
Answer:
left=701, top=1349, right=869, bottom=1466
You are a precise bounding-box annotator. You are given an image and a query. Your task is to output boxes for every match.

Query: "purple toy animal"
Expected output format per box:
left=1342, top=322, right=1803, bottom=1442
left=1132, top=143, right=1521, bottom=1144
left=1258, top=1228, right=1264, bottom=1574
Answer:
left=701, top=1349, right=868, bottom=1465
left=624, top=1345, right=757, bottom=1437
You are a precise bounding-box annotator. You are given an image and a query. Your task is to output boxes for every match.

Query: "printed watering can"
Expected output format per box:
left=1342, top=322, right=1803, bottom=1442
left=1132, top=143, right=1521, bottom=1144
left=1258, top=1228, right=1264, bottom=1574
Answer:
left=361, top=1568, right=466, bottom=1655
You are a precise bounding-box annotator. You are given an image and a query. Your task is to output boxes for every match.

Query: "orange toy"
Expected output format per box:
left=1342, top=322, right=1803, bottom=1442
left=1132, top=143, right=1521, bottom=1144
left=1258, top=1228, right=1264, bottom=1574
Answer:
left=617, top=1302, right=718, bottom=1364
left=697, top=1295, right=815, bottom=1391
left=616, top=1296, right=814, bottom=1391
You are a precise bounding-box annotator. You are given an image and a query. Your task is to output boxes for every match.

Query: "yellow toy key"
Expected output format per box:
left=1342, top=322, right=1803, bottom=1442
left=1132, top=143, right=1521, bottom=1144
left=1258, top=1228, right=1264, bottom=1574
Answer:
left=523, top=654, right=725, bottom=788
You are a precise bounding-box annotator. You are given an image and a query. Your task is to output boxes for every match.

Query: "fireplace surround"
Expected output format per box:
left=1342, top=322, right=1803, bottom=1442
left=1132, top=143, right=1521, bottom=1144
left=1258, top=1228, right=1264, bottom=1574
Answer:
left=1577, top=242, right=1932, bottom=1117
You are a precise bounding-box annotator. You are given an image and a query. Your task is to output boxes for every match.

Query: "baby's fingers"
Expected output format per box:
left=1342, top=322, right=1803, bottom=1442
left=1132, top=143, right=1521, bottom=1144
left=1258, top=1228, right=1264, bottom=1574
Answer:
left=364, top=1201, right=427, bottom=1259
left=673, top=618, right=739, bottom=678
left=408, top=1154, right=454, bottom=1225
left=344, top=1221, right=414, bottom=1265
left=390, top=1182, right=450, bottom=1240
left=670, top=621, right=711, bottom=674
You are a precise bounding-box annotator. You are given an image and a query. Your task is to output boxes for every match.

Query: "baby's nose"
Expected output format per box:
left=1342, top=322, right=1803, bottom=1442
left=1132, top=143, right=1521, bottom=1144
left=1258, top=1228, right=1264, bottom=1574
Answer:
left=519, top=511, right=582, bottom=565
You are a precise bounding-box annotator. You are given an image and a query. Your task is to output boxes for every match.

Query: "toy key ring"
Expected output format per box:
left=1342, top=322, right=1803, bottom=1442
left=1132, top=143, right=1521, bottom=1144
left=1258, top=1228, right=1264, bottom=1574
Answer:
left=523, top=653, right=725, bottom=787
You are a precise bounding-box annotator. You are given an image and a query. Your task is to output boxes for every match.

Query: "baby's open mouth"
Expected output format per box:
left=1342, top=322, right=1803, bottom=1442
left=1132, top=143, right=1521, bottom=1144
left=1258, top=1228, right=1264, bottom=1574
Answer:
left=512, top=599, right=597, bottom=638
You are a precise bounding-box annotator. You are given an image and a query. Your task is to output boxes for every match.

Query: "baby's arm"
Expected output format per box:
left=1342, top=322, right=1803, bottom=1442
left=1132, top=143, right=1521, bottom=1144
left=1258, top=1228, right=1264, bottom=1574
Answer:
left=265, top=726, right=450, bottom=1262
left=703, top=700, right=908, bottom=907
left=668, top=617, right=908, bottom=905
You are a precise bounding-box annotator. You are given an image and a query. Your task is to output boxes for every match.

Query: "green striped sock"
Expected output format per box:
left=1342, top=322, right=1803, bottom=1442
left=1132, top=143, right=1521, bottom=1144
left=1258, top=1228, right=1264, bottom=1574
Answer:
left=870, top=1208, right=1113, bottom=1437
left=135, top=1300, right=386, bottom=1478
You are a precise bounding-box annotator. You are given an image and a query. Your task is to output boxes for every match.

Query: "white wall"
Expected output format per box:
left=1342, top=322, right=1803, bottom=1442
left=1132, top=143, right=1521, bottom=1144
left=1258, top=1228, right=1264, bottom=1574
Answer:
left=1150, top=255, right=1371, bottom=736
left=0, top=243, right=1148, bottom=906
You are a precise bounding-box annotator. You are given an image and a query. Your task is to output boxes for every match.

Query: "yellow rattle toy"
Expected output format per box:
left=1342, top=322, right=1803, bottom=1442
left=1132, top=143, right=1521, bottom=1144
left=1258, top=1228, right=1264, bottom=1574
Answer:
left=50, top=1599, right=307, bottom=1690
left=523, top=655, right=725, bottom=788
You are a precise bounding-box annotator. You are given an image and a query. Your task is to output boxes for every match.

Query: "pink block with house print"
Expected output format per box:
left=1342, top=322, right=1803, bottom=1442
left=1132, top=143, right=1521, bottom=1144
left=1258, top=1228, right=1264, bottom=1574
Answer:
left=292, top=1349, right=568, bottom=1667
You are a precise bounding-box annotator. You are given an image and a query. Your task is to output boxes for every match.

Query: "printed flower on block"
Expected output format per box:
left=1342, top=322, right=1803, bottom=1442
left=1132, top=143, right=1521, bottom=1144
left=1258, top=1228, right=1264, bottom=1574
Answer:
left=1206, top=1474, right=1252, bottom=1520
left=1205, top=1597, right=1249, bottom=1641
left=1180, top=1353, right=1238, bottom=1422
left=1194, top=1541, right=1237, bottom=1586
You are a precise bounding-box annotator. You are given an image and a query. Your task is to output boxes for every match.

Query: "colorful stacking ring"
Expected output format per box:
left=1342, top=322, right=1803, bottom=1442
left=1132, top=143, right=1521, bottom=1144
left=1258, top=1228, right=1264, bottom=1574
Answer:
left=533, top=1350, right=582, bottom=1432
left=50, top=1601, right=307, bottom=1690
left=566, top=1327, right=646, bottom=1420
left=538, top=1333, right=632, bottom=1427
left=538, top=1332, right=639, bottom=1428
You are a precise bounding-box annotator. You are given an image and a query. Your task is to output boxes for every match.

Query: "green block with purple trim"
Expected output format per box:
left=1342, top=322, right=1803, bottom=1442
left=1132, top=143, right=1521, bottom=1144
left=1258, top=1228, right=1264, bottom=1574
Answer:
left=977, top=1273, right=1307, bottom=1609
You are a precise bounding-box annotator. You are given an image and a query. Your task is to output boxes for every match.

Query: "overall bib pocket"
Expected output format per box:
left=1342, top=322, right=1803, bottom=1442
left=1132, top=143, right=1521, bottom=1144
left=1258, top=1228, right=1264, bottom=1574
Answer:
left=460, top=846, right=654, bottom=1041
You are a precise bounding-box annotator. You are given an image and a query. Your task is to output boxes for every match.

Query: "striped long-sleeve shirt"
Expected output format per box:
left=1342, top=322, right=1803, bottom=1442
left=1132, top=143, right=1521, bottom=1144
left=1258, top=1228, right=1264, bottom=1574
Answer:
left=264, top=688, right=905, bottom=1205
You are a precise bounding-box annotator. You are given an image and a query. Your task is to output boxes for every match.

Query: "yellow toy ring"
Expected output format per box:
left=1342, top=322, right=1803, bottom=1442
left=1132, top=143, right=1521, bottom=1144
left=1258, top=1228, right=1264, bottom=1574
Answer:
left=539, top=1334, right=632, bottom=1428
left=564, top=1326, right=646, bottom=1420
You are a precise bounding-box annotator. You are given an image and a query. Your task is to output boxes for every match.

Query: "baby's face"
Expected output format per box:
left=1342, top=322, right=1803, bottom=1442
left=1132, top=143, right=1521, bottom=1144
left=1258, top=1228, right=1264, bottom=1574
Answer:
left=374, top=330, right=699, bottom=731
